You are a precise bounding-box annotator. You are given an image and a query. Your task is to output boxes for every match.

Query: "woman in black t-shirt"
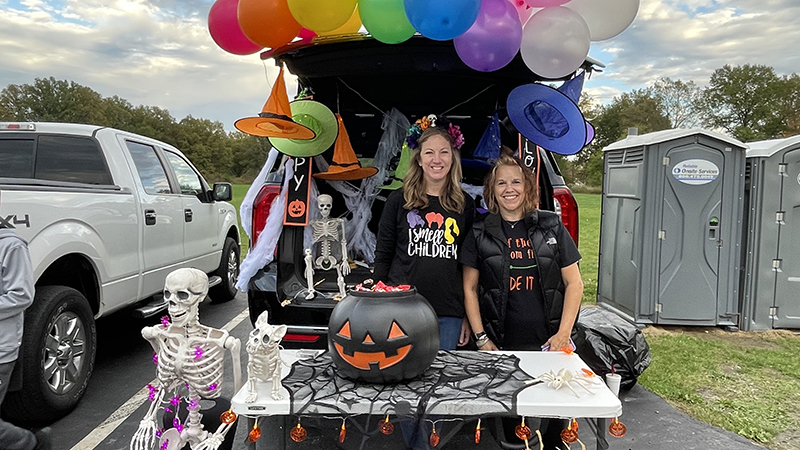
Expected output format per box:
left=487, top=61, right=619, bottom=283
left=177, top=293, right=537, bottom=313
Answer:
left=460, top=153, right=583, bottom=449
left=374, top=116, right=474, bottom=351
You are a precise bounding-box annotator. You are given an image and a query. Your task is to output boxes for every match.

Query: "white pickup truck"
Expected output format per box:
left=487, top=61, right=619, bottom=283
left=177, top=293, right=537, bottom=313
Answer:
left=0, top=122, right=240, bottom=422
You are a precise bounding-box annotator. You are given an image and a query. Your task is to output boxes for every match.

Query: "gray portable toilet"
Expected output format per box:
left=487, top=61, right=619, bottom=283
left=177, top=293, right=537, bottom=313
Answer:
left=741, top=136, right=800, bottom=330
left=597, top=129, right=746, bottom=327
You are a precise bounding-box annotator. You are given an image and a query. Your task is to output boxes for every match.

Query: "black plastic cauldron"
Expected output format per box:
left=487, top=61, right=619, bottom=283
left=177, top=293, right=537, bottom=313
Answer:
left=327, top=288, right=439, bottom=383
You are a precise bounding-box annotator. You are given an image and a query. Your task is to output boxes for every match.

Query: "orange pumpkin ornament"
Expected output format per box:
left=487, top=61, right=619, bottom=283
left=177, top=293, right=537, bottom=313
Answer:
left=338, top=419, right=347, bottom=443
left=515, top=417, right=532, bottom=440
left=220, top=409, right=237, bottom=425
left=290, top=422, right=307, bottom=442
left=429, top=426, right=440, bottom=447
left=571, top=418, right=579, bottom=432
left=287, top=199, right=306, bottom=218
left=609, top=418, right=627, bottom=438
left=474, top=418, right=481, bottom=444
left=560, top=427, right=578, bottom=444
left=379, top=415, right=394, bottom=435
left=248, top=424, right=262, bottom=443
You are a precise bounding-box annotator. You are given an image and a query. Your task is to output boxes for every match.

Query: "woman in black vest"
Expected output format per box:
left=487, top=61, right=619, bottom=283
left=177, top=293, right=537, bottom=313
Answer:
left=460, top=153, right=583, bottom=449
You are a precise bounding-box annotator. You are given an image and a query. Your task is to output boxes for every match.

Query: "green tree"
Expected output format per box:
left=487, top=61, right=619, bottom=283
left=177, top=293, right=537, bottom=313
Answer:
left=650, top=77, right=702, bottom=128
left=174, top=116, right=232, bottom=183
left=0, top=77, right=106, bottom=124
left=700, top=64, right=786, bottom=141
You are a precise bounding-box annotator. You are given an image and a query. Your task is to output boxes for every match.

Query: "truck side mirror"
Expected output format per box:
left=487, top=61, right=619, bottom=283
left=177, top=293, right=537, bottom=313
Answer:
left=212, top=182, right=233, bottom=202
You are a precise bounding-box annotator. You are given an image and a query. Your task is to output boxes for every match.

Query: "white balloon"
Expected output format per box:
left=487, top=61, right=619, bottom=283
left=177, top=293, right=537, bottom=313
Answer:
left=520, top=7, right=590, bottom=79
left=564, top=0, right=639, bottom=41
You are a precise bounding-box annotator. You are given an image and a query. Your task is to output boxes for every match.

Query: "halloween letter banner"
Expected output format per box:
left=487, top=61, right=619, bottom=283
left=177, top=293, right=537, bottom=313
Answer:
left=284, top=157, right=312, bottom=226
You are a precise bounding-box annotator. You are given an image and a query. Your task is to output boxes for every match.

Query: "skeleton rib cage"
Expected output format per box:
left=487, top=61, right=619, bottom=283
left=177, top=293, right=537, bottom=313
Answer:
left=155, top=326, right=229, bottom=398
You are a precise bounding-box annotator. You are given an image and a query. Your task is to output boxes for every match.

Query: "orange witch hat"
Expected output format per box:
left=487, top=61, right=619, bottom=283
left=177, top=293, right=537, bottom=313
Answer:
left=314, top=114, right=378, bottom=181
left=234, top=65, right=316, bottom=139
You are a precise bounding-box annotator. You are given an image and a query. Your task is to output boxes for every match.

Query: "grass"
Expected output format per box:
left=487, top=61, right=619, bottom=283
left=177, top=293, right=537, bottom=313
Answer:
left=573, top=192, right=800, bottom=450
left=231, top=184, right=250, bottom=257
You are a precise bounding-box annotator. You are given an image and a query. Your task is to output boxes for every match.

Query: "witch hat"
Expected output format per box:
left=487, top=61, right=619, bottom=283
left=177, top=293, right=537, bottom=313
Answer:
left=235, top=65, right=316, bottom=139
left=313, top=114, right=378, bottom=181
left=380, top=142, right=412, bottom=190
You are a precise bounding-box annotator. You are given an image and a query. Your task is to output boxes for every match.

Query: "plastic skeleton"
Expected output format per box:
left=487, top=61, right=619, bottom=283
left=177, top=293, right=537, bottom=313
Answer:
left=245, top=310, right=288, bottom=403
left=131, top=268, right=242, bottom=450
left=527, top=368, right=601, bottom=398
left=305, top=194, right=351, bottom=298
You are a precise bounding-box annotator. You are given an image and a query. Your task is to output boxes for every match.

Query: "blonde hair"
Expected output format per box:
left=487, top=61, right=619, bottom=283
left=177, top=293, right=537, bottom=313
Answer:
left=483, top=154, right=539, bottom=215
left=403, top=127, right=465, bottom=213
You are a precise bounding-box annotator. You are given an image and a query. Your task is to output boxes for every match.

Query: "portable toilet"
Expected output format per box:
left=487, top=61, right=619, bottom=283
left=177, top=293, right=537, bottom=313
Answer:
left=741, top=136, right=800, bottom=330
left=597, top=129, right=746, bottom=327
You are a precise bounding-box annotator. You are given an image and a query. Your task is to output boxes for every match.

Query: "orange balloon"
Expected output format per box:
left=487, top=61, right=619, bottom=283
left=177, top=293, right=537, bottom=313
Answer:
left=317, top=8, right=362, bottom=36
left=238, top=0, right=302, bottom=49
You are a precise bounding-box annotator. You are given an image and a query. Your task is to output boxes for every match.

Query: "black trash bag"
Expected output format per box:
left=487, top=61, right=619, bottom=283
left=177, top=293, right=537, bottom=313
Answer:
left=573, top=307, right=651, bottom=390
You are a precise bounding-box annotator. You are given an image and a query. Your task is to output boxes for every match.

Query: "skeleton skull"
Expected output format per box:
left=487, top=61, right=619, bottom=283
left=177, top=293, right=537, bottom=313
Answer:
left=164, top=268, right=208, bottom=328
left=317, top=194, right=332, bottom=219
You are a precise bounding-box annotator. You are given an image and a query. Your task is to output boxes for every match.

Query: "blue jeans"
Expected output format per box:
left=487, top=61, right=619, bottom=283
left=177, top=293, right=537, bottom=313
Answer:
left=438, top=316, right=462, bottom=350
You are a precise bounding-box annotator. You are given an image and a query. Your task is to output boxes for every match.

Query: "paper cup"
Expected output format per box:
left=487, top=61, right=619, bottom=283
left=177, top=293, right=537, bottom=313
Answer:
left=605, top=373, right=622, bottom=397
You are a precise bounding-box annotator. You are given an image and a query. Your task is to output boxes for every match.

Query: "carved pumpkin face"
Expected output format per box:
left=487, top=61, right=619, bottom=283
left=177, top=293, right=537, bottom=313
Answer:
left=328, top=288, right=439, bottom=383
left=288, top=199, right=306, bottom=217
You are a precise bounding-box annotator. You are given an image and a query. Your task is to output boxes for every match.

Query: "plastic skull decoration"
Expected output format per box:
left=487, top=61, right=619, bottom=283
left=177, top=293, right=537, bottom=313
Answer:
left=318, top=194, right=332, bottom=219
left=164, top=268, right=208, bottom=328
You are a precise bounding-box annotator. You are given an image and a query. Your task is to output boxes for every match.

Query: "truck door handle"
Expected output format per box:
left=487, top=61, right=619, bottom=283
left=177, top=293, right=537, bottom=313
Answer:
left=184, top=209, right=193, bottom=223
left=145, top=209, right=156, bottom=226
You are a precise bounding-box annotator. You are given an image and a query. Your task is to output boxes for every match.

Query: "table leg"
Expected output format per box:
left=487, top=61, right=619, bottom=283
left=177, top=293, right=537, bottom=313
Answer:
left=594, top=418, right=609, bottom=450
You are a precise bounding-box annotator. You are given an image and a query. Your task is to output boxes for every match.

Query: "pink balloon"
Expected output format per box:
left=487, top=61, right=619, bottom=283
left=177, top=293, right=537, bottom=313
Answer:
left=208, top=0, right=262, bottom=55
left=509, top=0, right=534, bottom=24
left=524, top=0, right=568, bottom=6
left=297, top=27, right=317, bottom=43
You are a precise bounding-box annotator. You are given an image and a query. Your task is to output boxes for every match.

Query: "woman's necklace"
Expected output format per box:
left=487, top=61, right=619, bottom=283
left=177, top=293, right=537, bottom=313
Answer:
left=503, top=218, right=521, bottom=229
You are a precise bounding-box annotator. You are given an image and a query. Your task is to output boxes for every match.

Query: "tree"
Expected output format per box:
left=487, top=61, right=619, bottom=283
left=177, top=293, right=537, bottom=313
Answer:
left=0, top=77, right=106, bottom=124
left=700, top=64, right=786, bottom=142
left=650, top=77, right=702, bottom=129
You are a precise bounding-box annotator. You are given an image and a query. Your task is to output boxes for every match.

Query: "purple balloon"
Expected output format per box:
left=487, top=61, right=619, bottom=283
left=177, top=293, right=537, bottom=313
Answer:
left=207, top=0, right=262, bottom=55
left=454, top=0, right=523, bottom=72
left=585, top=121, right=595, bottom=145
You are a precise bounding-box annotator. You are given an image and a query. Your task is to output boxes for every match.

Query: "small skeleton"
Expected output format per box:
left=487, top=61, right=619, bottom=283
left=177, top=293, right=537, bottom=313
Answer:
left=305, top=194, right=350, bottom=298
left=528, top=368, right=600, bottom=398
left=131, top=268, right=242, bottom=450
left=245, top=310, right=288, bottom=402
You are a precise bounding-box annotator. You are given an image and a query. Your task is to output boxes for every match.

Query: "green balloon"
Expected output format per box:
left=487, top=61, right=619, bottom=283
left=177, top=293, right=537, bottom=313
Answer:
left=359, top=0, right=416, bottom=44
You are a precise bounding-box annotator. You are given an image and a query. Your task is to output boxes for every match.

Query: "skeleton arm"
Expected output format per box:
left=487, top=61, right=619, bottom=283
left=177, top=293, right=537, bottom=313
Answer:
left=225, top=335, right=242, bottom=393
left=339, top=219, right=350, bottom=276
left=130, top=384, right=166, bottom=450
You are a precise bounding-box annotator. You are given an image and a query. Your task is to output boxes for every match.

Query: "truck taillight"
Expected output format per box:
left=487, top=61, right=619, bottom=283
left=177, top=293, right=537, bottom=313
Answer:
left=553, top=187, right=579, bottom=247
left=251, top=184, right=282, bottom=248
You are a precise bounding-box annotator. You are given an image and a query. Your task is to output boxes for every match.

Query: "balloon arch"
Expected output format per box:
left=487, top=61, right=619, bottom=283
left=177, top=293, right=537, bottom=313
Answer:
left=208, top=0, right=639, bottom=78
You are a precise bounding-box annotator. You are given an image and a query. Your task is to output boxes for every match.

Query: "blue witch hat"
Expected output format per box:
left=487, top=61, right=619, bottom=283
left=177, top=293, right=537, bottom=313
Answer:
left=462, top=113, right=502, bottom=170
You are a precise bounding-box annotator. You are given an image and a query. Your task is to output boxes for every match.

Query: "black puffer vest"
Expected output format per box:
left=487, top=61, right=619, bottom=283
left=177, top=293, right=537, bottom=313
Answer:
left=470, top=210, right=570, bottom=348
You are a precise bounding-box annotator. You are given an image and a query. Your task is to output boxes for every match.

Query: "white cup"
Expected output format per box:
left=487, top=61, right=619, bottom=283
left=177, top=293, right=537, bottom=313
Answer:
left=605, top=373, right=622, bottom=397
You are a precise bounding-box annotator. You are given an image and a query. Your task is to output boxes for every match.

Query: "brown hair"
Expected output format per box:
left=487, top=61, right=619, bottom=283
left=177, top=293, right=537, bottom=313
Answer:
left=403, top=127, right=465, bottom=213
left=483, top=153, right=539, bottom=215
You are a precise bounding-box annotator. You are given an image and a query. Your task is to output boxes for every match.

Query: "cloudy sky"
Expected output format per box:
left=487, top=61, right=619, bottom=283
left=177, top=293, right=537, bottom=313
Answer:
left=1, top=0, right=797, bottom=132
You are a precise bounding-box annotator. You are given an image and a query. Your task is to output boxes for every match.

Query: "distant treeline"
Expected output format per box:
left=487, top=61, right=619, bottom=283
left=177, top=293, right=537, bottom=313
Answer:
left=3, top=64, right=799, bottom=187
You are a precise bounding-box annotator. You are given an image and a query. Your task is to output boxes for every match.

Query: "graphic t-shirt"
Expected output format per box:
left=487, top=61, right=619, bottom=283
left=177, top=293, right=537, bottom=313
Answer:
left=501, top=221, right=550, bottom=349
left=374, top=189, right=475, bottom=318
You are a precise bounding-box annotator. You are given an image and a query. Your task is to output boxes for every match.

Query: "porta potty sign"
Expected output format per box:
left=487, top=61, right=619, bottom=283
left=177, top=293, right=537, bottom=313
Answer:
left=672, top=159, right=720, bottom=185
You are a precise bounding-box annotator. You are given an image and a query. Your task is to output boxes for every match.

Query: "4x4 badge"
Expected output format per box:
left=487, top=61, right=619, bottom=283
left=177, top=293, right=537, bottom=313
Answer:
left=0, top=214, right=31, bottom=229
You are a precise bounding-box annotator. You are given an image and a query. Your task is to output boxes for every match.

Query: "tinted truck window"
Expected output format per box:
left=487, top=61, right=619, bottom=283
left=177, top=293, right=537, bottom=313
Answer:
left=165, top=151, right=203, bottom=195
left=126, top=141, right=172, bottom=194
left=36, top=135, right=112, bottom=184
left=0, top=138, right=35, bottom=178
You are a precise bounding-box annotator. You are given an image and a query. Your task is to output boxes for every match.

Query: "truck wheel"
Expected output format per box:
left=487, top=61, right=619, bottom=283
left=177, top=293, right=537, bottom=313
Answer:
left=210, top=237, right=240, bottom=303
left=2, top=286, right=96, bottom=423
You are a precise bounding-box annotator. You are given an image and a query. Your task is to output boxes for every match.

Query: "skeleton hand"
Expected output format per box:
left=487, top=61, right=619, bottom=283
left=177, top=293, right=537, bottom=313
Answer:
left=340, top=260, right=351, bottom=276
left=130, top=418, right=158, bottom=450
left=194, top=433, right=225, bottom=450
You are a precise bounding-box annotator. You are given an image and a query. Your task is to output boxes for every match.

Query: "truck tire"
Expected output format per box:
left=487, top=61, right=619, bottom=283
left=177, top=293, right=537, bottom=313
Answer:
left=2, top=286, right=96, bottom=423
left=210, top=237, right=240, bottom=303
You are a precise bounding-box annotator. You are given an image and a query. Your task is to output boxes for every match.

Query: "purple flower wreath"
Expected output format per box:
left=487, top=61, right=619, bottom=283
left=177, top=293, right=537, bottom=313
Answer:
left=405, top=114, right=464, bottom=150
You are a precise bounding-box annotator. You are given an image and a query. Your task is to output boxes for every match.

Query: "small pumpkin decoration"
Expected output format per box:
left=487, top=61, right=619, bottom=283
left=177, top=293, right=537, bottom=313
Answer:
left=328, top=287, right=439, bottom=383
left=287, top=199, right=306, bottom=218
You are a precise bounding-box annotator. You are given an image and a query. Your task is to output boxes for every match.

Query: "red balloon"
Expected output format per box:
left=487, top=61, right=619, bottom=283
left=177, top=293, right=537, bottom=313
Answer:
left=239, top=0, right=302, bottom=49
left=208, top=0, right=262, bottom=55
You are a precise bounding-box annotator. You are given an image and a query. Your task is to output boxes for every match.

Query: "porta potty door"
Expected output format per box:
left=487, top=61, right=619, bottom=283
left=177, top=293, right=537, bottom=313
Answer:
left=774, top=147, right=800, bottom=328
left=657, top=144, right=725, bottom=323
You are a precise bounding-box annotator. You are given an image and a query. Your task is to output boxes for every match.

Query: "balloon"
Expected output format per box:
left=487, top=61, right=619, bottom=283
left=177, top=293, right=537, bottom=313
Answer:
left=454, top=0, right=522, bottom=72
left=520, top=7, right=590, bottom=79
left=404, top=0, right=481, bottom=41
left=360, top=0, right=416, bottom=44
left=565, top=0, right=639, bottom=41
left=207, top=0, right=262, bottom=55
left=297, top=27, right=317, bottom=43
left=287, top=0, right=358, bottom=33
left=239, top=0, right=301, bottom=49
left=524, top=0, right=569, bottom=6
left=318, top=8, right=362, bottom=36
left=509, top=0, right=536, bottom=25
left=585, top=121, right=595, bottom=145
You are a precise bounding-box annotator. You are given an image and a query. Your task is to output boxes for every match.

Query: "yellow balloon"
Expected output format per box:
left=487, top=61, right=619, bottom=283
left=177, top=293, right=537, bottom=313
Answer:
left=318, top=8, right=362, bottom=36
left=287, top=0, right=358, bottom=33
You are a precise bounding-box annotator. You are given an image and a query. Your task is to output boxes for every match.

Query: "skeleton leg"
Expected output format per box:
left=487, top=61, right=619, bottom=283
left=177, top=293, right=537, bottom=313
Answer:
left=304, top=249, right=316, bottom=299
left=271, top=358, right=284, bottom=401
left=336, top=264, right=346, bottom=298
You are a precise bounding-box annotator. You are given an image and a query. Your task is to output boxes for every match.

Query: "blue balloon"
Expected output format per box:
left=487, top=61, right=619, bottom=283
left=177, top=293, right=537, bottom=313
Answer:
left=404, top=0, right=481, bottom=41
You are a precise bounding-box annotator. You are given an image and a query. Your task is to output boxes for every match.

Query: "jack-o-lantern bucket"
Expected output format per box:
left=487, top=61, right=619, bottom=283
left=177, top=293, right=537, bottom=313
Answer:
left=328, top=288, right=439, bottom=384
